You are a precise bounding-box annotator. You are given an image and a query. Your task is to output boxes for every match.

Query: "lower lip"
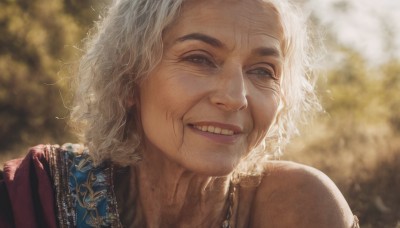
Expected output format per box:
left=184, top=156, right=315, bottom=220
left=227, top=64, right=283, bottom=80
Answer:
left=189, top=126, right=241, bottom=144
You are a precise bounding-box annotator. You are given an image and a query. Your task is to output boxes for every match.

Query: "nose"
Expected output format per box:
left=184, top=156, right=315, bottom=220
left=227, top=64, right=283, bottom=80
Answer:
left=209, top=65, right=248, bottom=111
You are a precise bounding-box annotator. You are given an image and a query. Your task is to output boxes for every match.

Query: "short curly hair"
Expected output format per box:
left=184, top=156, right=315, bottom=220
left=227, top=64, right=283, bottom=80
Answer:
left=70, top=0, right=320, bottom=178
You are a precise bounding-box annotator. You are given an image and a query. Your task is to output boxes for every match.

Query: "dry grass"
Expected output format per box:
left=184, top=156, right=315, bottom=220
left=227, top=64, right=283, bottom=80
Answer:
left=284, top=90, right=400, bottom=227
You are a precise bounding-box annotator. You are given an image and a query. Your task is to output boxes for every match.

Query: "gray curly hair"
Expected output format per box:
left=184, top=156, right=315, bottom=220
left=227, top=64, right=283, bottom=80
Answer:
left=70, top=0, right=320, bottom=177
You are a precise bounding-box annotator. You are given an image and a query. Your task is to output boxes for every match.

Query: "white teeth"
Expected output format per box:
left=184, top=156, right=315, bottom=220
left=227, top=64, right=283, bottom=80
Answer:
left=194, top=125, right=234, bottom=135
left=221, top=129, right=230, bottom=135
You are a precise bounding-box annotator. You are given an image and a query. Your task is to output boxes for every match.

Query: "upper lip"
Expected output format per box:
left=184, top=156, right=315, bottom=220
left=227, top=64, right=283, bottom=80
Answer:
left=189, top=121, right=243, bottom=134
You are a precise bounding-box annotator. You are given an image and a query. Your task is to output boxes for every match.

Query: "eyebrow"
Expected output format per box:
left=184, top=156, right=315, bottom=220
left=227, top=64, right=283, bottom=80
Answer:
left=253, top=47, right=281, bottom=58
left=175, top=32, right=281, bottom=58
left=175, top=33, right=224, bottom=48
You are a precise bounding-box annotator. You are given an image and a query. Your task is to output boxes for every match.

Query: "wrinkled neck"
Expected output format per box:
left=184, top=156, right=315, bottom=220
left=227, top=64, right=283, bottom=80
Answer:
left=140, top=146, right=231, bottom=226
left=115, top=145, right=233, bottom=227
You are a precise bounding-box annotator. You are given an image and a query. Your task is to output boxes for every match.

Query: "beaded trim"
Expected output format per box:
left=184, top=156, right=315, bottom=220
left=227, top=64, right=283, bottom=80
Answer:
left=47, top=145, right=76, bottom=227
left=221, top=183, right=237, bottom=228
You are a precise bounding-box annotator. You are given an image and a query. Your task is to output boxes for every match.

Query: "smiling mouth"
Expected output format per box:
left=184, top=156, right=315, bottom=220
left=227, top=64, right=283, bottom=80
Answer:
left=191, top=124, right=235, bottom=136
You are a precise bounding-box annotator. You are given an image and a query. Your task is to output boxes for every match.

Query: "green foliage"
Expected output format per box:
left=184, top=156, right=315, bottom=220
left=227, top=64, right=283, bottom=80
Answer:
left=381, top=60, right=400, bottom=134
left=286, top=48, right=400, bottom=227
left=0, top=0, right=103, bottom=158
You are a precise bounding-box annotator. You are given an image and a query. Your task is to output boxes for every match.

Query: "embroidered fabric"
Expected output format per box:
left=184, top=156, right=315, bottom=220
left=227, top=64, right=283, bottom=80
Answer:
left=48, top=144, right=121, bottom=228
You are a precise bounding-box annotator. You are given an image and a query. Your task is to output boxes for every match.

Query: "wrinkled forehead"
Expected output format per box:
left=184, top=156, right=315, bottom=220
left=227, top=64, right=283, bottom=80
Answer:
left=175, top=0, right=284, bottom=43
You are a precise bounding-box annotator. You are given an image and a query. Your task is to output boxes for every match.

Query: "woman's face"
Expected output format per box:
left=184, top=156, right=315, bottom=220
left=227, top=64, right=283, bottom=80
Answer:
left=139, top=0, right=284, bottom=175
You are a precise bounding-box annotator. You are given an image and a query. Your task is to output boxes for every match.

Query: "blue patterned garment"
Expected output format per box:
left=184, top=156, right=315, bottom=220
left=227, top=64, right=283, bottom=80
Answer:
left=48, top=143, right=121, bottom=228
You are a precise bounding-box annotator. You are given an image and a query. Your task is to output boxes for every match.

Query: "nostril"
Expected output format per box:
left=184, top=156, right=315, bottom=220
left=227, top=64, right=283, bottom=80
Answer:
left=212, top=97, right=248, bottom=112
left=209, top=79, right=248, bottom=111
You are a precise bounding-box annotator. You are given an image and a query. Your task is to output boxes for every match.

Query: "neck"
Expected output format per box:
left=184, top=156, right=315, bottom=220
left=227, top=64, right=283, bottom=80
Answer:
left=132, top=145, right=232, bottom=227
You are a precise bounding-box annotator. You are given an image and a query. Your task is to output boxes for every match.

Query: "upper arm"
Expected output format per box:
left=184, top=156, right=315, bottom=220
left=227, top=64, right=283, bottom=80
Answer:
left=249, top=161, right=356, bottom=228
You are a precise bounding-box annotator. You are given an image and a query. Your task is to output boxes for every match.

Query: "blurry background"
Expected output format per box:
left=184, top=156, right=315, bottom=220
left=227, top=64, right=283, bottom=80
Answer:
left=0, top=0, right=399, bottom=227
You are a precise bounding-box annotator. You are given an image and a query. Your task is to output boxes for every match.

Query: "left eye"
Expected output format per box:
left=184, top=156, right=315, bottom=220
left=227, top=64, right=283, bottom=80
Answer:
left=247, top=68, right=275, bottom=79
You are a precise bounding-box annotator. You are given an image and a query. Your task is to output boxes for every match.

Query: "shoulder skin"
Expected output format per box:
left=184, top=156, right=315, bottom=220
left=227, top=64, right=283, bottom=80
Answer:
left=249, top=161, right=355, bottom=228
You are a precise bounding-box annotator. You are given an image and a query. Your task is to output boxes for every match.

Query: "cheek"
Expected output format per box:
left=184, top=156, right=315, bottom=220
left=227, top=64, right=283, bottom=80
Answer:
left=139, top=78, right=178, bottom=145
left=248, top=91, right=280, bottom=148
left=139, top=73, right=202, bottom=149
left=141, top=88, right=180, bottom=125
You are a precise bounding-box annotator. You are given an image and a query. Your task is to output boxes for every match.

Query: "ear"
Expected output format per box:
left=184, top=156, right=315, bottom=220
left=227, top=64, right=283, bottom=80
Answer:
left=126, top=86, right=141, bottom=109
left=126, top=97, right=136, bottom=108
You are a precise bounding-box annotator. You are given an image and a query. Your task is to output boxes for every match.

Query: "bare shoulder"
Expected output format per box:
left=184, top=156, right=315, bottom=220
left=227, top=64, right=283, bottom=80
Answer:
left=248, top=161, right=356, bottom=228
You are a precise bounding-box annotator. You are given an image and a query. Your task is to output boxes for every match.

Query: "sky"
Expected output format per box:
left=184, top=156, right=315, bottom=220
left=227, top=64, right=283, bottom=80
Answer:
left=303, top=0, right=400, bottom=64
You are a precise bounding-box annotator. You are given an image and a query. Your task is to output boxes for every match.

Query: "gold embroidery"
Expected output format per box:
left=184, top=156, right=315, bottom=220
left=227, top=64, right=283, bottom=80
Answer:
left=47, top=144, right=122, bottom=228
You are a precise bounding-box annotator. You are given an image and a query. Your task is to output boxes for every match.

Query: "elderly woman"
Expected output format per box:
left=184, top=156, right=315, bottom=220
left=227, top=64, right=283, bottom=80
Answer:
left=0, top=0, right=359, bottom=227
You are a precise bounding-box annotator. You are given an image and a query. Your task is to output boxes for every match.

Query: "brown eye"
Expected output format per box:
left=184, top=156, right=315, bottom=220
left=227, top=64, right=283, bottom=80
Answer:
left=247, top=67, right=276, bottom=80
left=182, top=54, right=216, bottom=67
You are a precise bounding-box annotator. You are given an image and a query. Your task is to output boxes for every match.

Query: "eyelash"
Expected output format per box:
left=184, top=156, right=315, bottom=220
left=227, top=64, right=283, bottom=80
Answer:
left=182, top=54, right=216, bottom=67
left=247, top=66, right=276, bottom=79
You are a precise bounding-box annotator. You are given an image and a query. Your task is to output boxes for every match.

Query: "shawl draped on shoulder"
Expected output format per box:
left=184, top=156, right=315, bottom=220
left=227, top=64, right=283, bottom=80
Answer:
left=0, top=145, right=57, bottom=228
left=0, top=144, right=121, bottom=228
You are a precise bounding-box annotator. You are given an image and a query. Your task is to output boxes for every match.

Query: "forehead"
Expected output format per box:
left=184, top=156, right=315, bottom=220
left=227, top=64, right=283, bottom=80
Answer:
left=164, top=0, right=284, bottom=47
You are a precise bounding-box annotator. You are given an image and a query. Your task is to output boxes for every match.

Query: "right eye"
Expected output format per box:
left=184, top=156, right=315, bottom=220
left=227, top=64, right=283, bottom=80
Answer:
left=182, top=53, right=216, bottom=67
